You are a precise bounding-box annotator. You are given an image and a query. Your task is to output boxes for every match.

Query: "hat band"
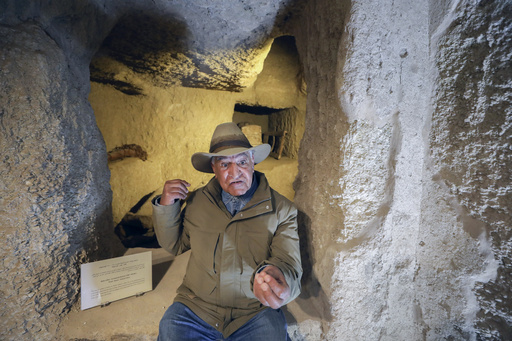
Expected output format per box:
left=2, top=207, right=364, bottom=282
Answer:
left=210, top=139, right=252, bottom=153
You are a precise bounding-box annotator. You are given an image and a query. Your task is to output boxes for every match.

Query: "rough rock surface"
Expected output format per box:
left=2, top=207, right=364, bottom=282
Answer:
left=0, top=0, right=304, bottom=339
left=1, top=0, right=511, bottom=340
left=90, top=0, right=299, bottom=92
left=431, top=2, right=512, bottom=338
left=293, top=0, right=511, bottom=340
left=0, top=23, right=124, bottom=339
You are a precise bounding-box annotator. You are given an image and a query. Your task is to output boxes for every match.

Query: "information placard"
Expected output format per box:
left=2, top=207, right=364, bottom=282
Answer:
left=80, top=251, right=152, bottom=310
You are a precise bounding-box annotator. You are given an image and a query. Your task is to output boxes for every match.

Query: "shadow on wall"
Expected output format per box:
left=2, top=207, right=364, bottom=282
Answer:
left=290, top=210, right=333, bottom=322
left=114, top=191, right=160, bottom=248
left=90, top=11, right=192, bottom=94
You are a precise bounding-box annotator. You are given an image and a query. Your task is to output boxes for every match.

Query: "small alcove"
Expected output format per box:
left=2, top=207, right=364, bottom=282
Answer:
left=89, top=34, right=305, bottom=226
left=58, top=27, right=307, bottom=337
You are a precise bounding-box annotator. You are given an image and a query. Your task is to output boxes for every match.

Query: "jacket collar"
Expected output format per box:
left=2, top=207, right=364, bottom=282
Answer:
left=203, top=171, right=272, bottom=214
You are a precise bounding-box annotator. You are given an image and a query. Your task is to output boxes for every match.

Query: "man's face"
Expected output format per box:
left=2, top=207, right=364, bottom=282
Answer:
left=212, top=152, right=255, bottom=196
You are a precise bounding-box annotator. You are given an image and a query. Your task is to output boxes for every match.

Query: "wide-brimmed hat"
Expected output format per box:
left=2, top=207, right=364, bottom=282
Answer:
left=191, top=122, right=271, bottom=173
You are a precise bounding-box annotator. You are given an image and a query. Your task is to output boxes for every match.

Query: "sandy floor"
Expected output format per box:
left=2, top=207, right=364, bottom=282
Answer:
left=58, top=247, right=188, bottom=340
left=57, top=158, right=302, bottom=341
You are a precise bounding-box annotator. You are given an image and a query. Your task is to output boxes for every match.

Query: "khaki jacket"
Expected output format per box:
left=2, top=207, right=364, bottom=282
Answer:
left=152, top=171, right=302, bottom=337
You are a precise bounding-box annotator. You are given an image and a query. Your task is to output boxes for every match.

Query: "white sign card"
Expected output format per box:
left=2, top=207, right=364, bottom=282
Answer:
left=80, top=251, right=152, bottom=310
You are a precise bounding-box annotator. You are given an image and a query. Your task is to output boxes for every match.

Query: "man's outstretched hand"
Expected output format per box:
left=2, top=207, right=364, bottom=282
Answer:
left=253, top=265, right=290, bottom=309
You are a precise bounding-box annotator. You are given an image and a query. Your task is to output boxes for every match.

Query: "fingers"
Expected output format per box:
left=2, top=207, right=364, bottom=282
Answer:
left=253, top=267, right=290, bottom=309
left=160, top=179, right=191, bottom=205
left=254, top=277, right=283, bottom=309
left=262, top=273, right=289, bottom=300
left=254, top=281, right=270, bottom=307
left=258, top=266, right=290, bottom=298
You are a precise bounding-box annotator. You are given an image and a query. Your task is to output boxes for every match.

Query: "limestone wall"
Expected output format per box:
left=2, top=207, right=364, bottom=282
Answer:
left=91, top=34, right=305, bottom=224
left=91, top=83, right=238, bottom=223
left=292, top=0, right=511, bottom=339
left=1, top=0, right=511, bottom=339
left=0, top=24, right=124, bottom=340
left=430, top=2, right=512, bottom=338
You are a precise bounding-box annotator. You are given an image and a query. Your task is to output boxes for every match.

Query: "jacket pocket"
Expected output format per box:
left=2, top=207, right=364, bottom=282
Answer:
left=188, top=228, right=220, bottom=274
left=239, top=229, right=271, bottom=271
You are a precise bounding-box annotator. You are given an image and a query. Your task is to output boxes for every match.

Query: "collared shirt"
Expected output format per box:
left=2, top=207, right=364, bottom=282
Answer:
left=221, top=175, right=258, bottom=216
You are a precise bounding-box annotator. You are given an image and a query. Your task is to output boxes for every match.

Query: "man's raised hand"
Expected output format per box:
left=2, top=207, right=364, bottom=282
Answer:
left=160, top=179, right=190, bottom=206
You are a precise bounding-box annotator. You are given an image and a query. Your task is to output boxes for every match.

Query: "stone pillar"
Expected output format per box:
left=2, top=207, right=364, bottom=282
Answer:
left=0, top=23, right=123, bottom=339
left=292, top=0, right=511, bottom=339
left=430, top=1, right=512, bottom=339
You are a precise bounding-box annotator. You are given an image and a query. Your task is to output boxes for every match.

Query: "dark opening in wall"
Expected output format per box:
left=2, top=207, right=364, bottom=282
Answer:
left=233, top=104, right=302, bottom=160
left=234, top=104, right=283, bottom=115
left=229, top=35, right=306, bottom=160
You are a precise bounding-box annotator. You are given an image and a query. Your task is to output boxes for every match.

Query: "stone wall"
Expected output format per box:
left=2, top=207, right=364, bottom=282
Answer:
left=0, top=23, right=125, bottom=339
left=90, top=83, right=238, bottom=223
left=292, top=0, right=511, bottom=339
left=430, top=1, right=512, bottom=338
left=1, top=0, right=511, bottom=339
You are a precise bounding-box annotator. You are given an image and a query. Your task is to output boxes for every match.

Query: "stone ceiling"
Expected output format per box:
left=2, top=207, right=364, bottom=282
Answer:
left=90, top=0, right=302, bottom=93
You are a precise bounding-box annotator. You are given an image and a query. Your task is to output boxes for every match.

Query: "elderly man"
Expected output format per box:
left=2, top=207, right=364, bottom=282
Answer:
left=152, top=122, right=302, bottom=340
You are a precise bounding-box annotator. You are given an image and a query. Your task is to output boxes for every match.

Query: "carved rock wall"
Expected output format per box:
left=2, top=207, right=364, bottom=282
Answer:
left=430, top=2, right=512, bottom=338
left=91, top=83, right=238, bottom=223
left=1, top=0, right=511, bottom=340
left=0, top=1, right=303, bottom=338
left=90, top=0, right=299, bottom=92
left=292, top=0, right=511, bottom=339
left=0, top=23, right=124, bottom=339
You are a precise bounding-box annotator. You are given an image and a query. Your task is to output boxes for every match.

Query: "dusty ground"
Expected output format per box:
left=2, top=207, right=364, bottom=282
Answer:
left=58, top=247, right=185, bottom=341
left=57, top=158, right=298, bottom=341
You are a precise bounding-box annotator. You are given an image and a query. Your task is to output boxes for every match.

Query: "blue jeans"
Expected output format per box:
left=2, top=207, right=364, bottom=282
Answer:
left=158, top=302, right=290, bottom=341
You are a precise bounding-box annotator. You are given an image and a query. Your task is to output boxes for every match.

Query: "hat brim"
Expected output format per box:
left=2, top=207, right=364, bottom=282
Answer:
left=191, top=144, right=271, bottom=173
